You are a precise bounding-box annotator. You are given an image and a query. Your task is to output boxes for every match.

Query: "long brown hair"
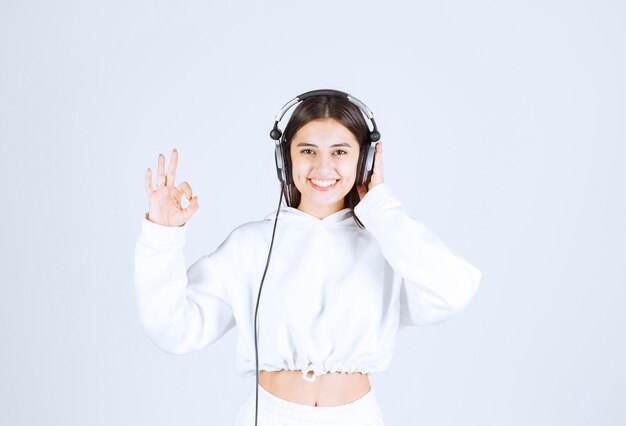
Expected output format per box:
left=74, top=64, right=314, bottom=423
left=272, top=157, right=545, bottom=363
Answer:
left=280, top=94, right=369, bottom=228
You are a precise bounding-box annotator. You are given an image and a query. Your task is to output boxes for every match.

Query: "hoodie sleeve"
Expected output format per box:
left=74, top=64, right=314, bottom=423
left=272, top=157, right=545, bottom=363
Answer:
left=134, top=213, right=236, bottom=354
left=354, top=184, right=481, bottom=327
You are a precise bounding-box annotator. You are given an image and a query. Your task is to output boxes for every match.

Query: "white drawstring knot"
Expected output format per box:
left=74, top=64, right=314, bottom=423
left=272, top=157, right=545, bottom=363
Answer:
left=302, top=363, right=327, bottom=382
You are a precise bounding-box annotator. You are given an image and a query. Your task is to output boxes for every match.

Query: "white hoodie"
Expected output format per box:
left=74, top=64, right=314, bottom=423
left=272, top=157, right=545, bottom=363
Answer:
left=134, top=183, right=481, bottom=380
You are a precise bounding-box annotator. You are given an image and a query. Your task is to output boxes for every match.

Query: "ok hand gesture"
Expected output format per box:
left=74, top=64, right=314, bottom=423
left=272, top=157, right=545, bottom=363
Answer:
left=145, top=149, right=199, bottom=227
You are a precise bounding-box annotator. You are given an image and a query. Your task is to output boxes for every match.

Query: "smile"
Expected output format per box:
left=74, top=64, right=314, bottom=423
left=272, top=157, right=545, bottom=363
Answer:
left=309, top=178, right=339, bottom=191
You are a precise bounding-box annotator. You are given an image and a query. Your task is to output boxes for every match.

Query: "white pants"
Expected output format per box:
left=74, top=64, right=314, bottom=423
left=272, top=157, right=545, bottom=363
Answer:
left=234, top=384, right=386, bottom=425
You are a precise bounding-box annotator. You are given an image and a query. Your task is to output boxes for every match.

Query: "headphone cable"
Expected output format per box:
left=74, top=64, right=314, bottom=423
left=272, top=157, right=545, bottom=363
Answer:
left=254, top=182, right=285, bottom=425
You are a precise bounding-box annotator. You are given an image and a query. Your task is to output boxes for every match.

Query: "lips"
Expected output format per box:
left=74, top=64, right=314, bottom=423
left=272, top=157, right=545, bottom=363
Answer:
left=309, top=178, right=339, bottom=191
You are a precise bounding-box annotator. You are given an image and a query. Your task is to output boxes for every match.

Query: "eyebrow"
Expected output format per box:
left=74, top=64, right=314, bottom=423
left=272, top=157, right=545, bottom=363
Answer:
left=295, top=142, right=354, bottom=148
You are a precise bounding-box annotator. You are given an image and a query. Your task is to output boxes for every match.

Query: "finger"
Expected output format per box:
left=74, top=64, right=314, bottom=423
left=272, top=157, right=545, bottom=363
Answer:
left=145, top=168, right=154, bottom=195
left=181, top=195, right=199, bottom=222
left=157, top=153, right=166, bottom=186
left=186, top=196, right=200, bottom=216
left=167, top=149, right=178, bottom=188
left=176, top=181, right=193, bottom=202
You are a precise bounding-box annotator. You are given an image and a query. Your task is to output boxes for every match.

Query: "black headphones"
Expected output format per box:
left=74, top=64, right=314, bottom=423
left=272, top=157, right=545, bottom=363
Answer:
left=269, top=89, right=381, bottom=189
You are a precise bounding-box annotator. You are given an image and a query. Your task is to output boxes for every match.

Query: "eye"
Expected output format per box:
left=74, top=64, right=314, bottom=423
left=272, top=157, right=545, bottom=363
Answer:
left=300, top=149, right=314, bottom=155
left=334, top=149, right=348, bottom=155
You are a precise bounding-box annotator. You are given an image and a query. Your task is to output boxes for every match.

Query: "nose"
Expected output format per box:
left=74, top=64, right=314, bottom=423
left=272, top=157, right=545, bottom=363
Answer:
left=314, top=152, right=334, bottom=174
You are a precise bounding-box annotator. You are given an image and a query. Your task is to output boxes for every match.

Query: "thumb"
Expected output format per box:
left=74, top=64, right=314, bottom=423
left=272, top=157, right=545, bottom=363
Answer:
left=182, top=196, right=200, bottom=220
left=189, top=195, right=199, bottom=212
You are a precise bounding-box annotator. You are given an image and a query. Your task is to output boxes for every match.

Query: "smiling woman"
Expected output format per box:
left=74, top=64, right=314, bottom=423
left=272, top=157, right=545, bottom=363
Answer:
left=134, top=90, right=481, bottom=426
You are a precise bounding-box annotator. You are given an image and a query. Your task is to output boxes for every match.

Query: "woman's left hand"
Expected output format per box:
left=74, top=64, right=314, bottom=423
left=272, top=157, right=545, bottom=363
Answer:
left=357, top=141, right=384, bottom=200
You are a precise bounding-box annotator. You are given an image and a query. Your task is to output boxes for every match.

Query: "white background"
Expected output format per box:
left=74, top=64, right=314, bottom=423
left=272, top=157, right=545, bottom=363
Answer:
left=1, top=1, right=624, bottom=425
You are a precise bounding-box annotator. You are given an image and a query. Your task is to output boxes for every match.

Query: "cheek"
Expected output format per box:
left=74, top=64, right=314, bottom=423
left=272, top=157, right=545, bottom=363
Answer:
left=342, top=156, right=360, bottom=178
left=289, top=156, right=310, bottom=192
left=290, top=156, right=308, bottom=178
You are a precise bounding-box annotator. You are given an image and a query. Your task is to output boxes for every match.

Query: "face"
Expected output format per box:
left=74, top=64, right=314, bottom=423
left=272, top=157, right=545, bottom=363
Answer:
left=289, top=118, right=360, bottom=219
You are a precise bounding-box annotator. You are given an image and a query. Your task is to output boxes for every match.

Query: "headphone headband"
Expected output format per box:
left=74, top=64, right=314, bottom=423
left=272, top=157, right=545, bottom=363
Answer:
left=270, top=89, right=379, bottom=142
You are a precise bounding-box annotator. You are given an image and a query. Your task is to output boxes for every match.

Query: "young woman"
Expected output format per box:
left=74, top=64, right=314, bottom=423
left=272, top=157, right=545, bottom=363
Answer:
left=134, top=92, right=482, bottom=425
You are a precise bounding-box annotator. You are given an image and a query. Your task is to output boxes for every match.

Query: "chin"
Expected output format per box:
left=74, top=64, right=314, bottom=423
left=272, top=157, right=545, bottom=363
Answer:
left=296, top=189, right=340, bottom=206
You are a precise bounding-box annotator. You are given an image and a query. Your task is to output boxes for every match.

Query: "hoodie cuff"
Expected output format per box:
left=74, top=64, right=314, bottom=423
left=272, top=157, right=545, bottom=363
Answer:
left=138, top=212, right=188, bottom=248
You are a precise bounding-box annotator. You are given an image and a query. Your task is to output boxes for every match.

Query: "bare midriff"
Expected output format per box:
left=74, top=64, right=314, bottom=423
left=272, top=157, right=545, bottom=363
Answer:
left=258, top=370, right=371, bottom=407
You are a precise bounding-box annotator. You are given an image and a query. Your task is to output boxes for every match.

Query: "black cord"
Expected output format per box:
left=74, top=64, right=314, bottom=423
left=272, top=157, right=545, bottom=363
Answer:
left=254, top=182, right=285, bottom=425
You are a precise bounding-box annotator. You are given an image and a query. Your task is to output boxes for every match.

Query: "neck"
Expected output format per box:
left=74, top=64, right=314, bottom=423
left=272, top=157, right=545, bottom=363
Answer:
left=296, top=200, right=345, bottom=220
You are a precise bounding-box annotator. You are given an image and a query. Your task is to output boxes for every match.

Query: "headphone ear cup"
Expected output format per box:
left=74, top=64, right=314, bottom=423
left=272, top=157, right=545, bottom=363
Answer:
left=358, top=142, right=376, bottom=187
left=356, top=144, right=366, bottom=186
left=281, top=141, right=291, bottom=185
left=357, top=142, right=372, bottom=187
left=274, top=143, right=286, bottom=184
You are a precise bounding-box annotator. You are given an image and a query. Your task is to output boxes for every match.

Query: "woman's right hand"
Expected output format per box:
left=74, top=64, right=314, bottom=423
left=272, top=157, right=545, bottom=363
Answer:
left=145, top=149, right=199, bottom=227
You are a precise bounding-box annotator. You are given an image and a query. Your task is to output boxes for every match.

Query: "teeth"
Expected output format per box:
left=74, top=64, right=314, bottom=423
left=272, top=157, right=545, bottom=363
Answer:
left=310, top=179, right=337, bottom=188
